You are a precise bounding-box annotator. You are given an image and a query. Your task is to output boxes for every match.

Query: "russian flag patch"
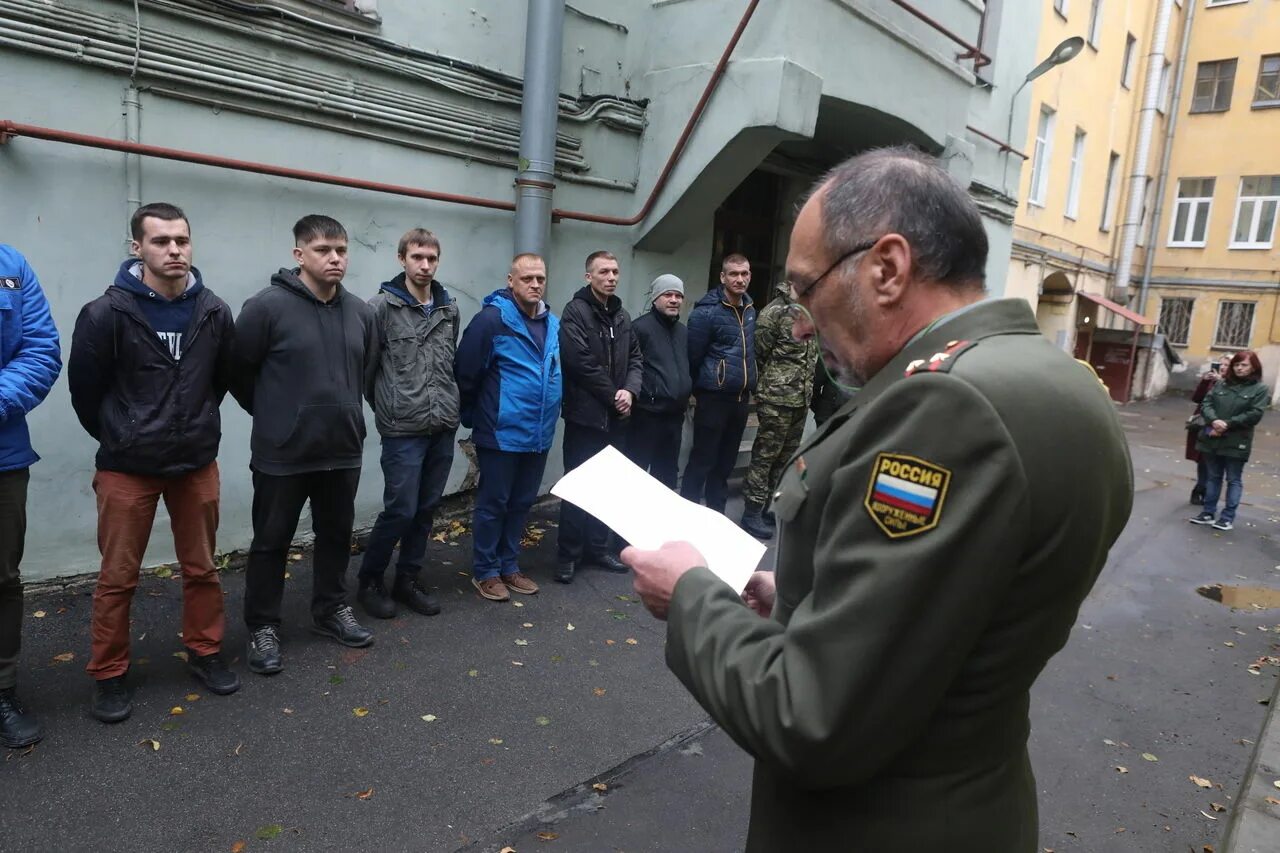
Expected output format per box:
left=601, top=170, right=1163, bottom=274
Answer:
left=864, top=452, right=952, bottom=539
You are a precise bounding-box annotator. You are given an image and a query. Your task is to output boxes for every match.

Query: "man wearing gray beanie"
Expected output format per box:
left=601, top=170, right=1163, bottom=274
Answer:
left=626, top=275, right=691, bottom=489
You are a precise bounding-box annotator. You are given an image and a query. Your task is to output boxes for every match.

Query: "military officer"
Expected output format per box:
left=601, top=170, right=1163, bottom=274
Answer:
left=622, top=146, right=1133, bottom=851
left=740, top=282, right=819, bottom=539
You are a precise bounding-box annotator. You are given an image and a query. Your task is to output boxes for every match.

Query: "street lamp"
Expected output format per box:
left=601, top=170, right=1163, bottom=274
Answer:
left=1004, top=36, right=1086, bottom=190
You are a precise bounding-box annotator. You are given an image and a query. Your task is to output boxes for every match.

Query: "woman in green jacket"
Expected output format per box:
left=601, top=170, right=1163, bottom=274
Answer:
left=1189, top=350, right=1270, bottom=531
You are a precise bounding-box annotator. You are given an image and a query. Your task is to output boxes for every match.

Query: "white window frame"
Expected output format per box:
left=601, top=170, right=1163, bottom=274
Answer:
left=1255, top=54, right=1280, bottom=108
left=1205, top=0, right=1249, bottom=8
left=1168, top=178, right=1215, bottom=247
left=1029, top=106, right=1056, bottom=208
left=1158, top=59, right=1172, bottom=113
left=1121, top=34, right=1138, bottom=89
left=1213, top=300, right=1256, bottom=350
left=1229, top=176, right=1280, bottom=249
left=1065, top=129, right=1086, bottom=220
left=1087, top=0, right=1104, bottom=48
left=1158, top=297, right=1194, bottom=346
left=1054, top=0, right=1069, bottom=16
left=1100, top=152, right=1121, bottom=232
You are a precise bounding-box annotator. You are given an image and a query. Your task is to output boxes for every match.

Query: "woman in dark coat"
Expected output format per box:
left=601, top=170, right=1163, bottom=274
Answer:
left=1189, top=351, right=1270, bottom=531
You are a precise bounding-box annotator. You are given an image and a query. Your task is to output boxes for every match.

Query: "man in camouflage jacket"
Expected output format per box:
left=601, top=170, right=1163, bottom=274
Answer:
left=740, top=284, right=818, bottom=539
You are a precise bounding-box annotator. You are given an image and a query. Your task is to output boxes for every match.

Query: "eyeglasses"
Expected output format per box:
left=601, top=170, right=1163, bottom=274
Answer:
left=786, top=238, right=880, bottom=303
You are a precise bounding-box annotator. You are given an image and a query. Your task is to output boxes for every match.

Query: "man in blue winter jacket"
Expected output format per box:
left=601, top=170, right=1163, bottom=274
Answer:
left=680, top=253, right=756, bottom=515
left=0, top=245, right=61, bottom=748
left=454, top=253, right=562, bottom=602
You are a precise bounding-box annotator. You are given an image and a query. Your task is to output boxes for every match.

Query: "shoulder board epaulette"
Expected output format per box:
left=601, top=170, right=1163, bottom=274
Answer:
left=903, top=339, right=979, bottom=377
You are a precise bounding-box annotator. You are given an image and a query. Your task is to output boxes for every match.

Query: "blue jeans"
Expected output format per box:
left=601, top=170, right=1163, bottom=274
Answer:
left=472, top=446, right=548, bottom=580
left=1202, top=453, right=1245, bottom=523
left=359, top=432, right=456, bottom=584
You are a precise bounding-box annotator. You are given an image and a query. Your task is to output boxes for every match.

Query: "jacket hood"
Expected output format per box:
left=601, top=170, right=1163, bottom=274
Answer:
left=572, top=285, right=621, bottom=316
left=114, top=259, right=204, bottom=300
left=485, top=287, right=548, bottom=320
left=380, top=273, right=454, bottom=309
left=271, top=267, right=344, bottom=304
left=695, top=286, right=753, bottom=310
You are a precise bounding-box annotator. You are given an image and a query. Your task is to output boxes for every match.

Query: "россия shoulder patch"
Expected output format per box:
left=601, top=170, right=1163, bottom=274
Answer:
left=864, top=452, right=951, bottom=539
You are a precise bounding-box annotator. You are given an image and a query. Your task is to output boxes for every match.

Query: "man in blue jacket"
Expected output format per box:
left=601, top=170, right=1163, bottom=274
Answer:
left=455, top=254, right=561, bottom=602
left=680, top=254, right=756, bottom=514
left=0, top=245, right=61, bottom=749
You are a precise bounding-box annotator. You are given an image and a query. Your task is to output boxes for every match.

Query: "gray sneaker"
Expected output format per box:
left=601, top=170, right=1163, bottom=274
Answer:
left=1188, top=512, right=1216, bottom=525
left=247, top=626, right=283, bottom=675
left=1212, top=519, right=1233, bottom=531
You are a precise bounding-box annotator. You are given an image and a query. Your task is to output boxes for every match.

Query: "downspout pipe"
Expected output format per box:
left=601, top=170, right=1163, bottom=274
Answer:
left=1138, top=0, right=1197, bottom=318
left=1113, top=0, right=1176, bottom=304
left=513, top=0, right=565, bottom=258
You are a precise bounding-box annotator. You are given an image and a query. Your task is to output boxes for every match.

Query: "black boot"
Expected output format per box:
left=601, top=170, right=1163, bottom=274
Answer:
left=555, top=561, right=576, bottom=584
left=357, top=578, right=397, bottom=620
left=187, top=650, right=241, bottom=696
left=0, top=688, right=42, bottom=748
left=392, top=573, right=441, bottom=616
left=740, top=503, right=774, bottom=540
left=761, top=508, right=777, bottom=531
left=90, top=675, right=133, bottom=724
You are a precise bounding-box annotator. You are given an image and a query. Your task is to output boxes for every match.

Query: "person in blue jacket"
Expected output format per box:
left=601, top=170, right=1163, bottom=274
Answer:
left=455, top=253, right=562, bottom=602
left=0, top=245, right=61, bottom=749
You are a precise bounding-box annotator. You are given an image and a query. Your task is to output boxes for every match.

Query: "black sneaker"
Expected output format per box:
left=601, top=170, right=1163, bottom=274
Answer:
left=312, top=605, right=374, bottom=648
left=555, top=561, right=576, bottom=584
left=587, top=553, right=629, bottom=574
left=187, top=650, right=241, bottom=695
left=1189, top=512, right=1216, bottom=525
left=392, top=574, right=441, bottom=616
left=357, top=579, right=397, bottom=620
left=1212, top=519, right=1234, bottom=531
left=90, top=675, right=133, bottom=724
left=0, top=688, right=42, bottom=748
left=247, top=626, right=283, bottom=676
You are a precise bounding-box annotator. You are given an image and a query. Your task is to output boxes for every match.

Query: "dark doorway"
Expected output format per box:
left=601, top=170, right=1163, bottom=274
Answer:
left=709, top=170, right=781, bottom=309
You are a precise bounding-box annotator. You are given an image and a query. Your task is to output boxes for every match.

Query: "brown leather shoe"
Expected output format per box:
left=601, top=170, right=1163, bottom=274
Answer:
left=500, top=572, right=539, bottom=595
left=472, top=577, right=510, bottom=601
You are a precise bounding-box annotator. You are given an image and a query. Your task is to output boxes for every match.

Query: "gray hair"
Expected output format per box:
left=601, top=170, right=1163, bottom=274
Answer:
left=816, top=146, right=988, bottom=289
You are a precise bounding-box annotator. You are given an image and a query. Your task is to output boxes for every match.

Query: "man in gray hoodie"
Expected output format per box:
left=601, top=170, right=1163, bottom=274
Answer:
left=233, top=214, right=379, bottom=676
left=357, top=228, right=459, bottom=620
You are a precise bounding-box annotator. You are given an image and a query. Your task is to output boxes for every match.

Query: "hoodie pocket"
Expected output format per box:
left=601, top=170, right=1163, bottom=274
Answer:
left=278, top=403, right=366, bottom=458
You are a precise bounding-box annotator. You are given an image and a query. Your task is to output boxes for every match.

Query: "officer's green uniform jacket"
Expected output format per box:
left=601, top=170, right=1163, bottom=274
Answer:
left=755, top=287, right=818, bottom=408
left=666, top=299, right=1133, bottom=851
left=1196, top=376, right=1269, bottom=459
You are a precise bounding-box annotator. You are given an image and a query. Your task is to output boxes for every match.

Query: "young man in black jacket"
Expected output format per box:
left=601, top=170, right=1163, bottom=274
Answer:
left=555, top=251, right=642, bottom=584
left=627, top=274, right=691, bottom=489
left=69, top=203, right=239, bottom=723
left=233, top=215, right=379, bottom=675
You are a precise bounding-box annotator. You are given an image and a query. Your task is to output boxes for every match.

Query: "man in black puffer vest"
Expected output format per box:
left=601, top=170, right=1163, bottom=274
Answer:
left=555, top=251, right=642, bottom=585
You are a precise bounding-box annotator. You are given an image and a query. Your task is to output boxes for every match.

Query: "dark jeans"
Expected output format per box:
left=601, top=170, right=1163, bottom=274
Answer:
left=558, top=419, right=629, bottom=563
left=244, top=468, right=361, bottom=629
left=359, top=431, right=455, bottom=584
left=473, top=446, right=547, bottom=581
left=680, top=393, right=750, bottom=513
left=1195, top=456, right=1209, bottom=492
left=0, top=468, right=29, bottom=691
left=626, top=408, right=683, bottom=490
left=1202, top=453, right=1246, bottom=523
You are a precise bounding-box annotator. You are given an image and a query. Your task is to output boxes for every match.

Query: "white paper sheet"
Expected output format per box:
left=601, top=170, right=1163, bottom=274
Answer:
left=550, top=445, right=766, bottom=593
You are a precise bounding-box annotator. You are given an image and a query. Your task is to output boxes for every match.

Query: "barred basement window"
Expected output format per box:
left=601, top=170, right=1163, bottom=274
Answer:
left=1157, top=297, right=1193, bottom=345
left=1213, top=301, right=1255, bottom=349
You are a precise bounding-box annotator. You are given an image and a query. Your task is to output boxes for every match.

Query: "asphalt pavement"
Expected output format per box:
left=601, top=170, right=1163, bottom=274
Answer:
left=1, top=395, right=1279, bottom=852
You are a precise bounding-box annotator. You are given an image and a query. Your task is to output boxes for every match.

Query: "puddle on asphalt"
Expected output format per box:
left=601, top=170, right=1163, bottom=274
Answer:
left=1196, top=584, right=1280, bottom=609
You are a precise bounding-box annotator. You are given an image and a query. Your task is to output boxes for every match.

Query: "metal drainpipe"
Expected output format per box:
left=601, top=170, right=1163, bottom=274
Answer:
left=1112, top=0, right=1176, bottom=305
left=123, top=86, right=142, bottom=219
left=1137, top=0, right=1197, bottom=318
left=514, top=0, right=566, bottom=259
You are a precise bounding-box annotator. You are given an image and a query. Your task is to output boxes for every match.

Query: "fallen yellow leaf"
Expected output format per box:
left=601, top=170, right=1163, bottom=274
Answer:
left=566, top=623, right=575, bottom=631
left=355, top=787, right=374, bottom=800
left=51, top=652, right=74, bottom=663
left=1115, top=766, right=1128, bottom=774
left=170, top=706, right=184, bottom=716
left=231, top=842, right=247, bottom=853
left=522, top=622, right=533, bottom=628
left=1210, top=803, right=1226, bottom=813
left=515, top=639, right=529, bottom=646
left=33, top=610, right=45, bottom=618
left=625, top=638, right=638, bottom=645
left=1141, top=753, right=1158, bottom=762
left=500, top=847, right=516, bottom=853
left=511, top=601, right=524, bottom=608
left=605, top=639, right=616, bottom=646
left=139, top=738, right=160, bottom=751
left=185, top=693, right=200, bottom=702
left=353, top=707, right=370, bottom=717
left=489, top=738, right=504, bottom=745
left=536, top=832, right=559, bottom=841
left=1264, top=796, right=1280, bottom=806
left=1190, top=775, right=1213, bottom=788
left=592, top=782, right=608, bottom=792
left=173, top=651, right=189, bottom=662
left=593, top=688, right=606, bottom=697
left=421, top=714, right=437, bottom=722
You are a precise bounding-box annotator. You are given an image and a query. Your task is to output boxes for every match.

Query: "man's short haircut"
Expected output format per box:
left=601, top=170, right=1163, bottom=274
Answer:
left=585, top=250, right=617, bottom=271
left=817, top=145, right=988, bottom=289
left=510, top=252, right=545, bottom=272
left=398, top=228, right=441, bottom=257
left=721, top=253, right=750, bottom=270
left=293, top=214, right=348, bottom=246
left=130, top=202, right=189, bottom=241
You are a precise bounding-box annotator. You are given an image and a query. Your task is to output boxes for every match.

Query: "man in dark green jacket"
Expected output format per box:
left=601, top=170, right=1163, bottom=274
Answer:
left=624, top=147, right=1134, bottom=850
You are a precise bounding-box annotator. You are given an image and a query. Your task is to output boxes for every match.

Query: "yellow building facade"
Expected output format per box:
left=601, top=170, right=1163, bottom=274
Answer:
left=1009, top=0, right=1280, bottom=400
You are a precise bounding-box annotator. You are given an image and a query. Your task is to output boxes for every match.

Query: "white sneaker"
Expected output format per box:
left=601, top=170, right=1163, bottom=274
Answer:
left=1212, top=519, right=1233, bottom=531
left=1188, top=513, right=1216, bottom=525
